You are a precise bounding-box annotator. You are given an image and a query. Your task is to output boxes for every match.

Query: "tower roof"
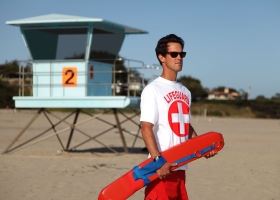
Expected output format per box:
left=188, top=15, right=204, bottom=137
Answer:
left=6, top=13, right=147, bottom=34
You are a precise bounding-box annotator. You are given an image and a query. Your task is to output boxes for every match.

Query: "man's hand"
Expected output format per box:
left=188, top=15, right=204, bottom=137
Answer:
left=205, top=150, right=217, bottom=159
left=156, top=162, right=177, bottom=179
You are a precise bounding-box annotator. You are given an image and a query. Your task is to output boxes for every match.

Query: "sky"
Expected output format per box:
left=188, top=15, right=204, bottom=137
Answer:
left=0, top=0, right=279, bottom=99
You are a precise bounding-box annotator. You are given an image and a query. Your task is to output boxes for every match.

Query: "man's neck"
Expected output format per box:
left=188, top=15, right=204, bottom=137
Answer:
left=161, top=72, right=177, bottom=81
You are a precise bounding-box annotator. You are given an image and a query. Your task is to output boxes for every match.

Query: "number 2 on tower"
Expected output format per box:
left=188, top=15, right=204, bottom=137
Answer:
left=62, top=67, right=77, bottom=87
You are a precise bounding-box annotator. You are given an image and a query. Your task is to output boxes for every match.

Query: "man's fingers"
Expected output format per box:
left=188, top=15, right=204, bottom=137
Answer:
left=205, top=151, right=217, bottom=159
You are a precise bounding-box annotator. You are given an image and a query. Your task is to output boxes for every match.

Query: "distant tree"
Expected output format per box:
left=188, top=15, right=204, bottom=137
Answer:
left=215, top=86, right=238, bottom=93
left=255, top=95, right=268, bottom=101
left=0, top=79, right=17, bottom=108
left=271, top=93, right=280, bottom=102
left=239, top=89, right=249, bottom=100
left=0, top=60, right=32, bottom=78
left=178, top=76, right=208, bottom=101
left=0, top=60, right=19, bottom=78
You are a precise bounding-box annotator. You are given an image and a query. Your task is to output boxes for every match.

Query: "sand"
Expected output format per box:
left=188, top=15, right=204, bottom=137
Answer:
left=0, top=109, right=279, bottom=200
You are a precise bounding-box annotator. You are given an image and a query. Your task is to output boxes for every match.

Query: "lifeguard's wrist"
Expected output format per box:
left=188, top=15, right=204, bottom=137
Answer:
left=153, top=155, right=162, bottom=162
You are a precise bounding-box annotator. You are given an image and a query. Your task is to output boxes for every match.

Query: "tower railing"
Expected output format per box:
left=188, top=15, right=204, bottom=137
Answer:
left=13, top=58, right=160, bottom=98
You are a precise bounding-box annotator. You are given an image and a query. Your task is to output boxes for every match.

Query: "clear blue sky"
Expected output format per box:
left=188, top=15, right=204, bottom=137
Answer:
left=0, top=0, right=279, bottom=98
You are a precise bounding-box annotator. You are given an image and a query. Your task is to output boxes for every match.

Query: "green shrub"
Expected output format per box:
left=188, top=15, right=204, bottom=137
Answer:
left=0, top=79, right=17, bottom=108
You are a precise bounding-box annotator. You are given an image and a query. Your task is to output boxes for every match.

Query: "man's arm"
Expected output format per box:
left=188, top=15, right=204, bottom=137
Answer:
left=189, top=124, right=198, bottom=139
left=141, top=121, right=176, bottom=179
left=140, top=121, right=160, bottom=158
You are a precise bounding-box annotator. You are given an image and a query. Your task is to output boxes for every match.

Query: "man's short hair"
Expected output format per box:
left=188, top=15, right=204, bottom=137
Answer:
left=155, top=34, right=185, bottom=64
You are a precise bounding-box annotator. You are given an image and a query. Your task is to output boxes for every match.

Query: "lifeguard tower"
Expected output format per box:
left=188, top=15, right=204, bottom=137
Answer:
left=4, top=14, right=148, bottom=154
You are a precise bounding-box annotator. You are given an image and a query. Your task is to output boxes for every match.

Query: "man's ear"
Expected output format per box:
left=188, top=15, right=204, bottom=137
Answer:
left=158, top=54, right=165, bottom=63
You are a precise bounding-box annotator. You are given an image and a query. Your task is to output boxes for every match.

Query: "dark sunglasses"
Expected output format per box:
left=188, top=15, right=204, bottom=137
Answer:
left=166, top=51, right=186, bottom=58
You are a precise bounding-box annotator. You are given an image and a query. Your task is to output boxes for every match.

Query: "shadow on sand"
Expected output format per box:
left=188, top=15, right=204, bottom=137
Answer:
left=66, top=147, right=148, bottom=154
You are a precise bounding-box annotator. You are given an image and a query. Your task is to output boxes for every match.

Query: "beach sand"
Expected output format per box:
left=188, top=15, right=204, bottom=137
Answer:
left=0, top=109, right=279, bottom=200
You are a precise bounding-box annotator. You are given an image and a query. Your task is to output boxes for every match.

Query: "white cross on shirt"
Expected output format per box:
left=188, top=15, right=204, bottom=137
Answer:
left=171, top=102, right=190, bottom=135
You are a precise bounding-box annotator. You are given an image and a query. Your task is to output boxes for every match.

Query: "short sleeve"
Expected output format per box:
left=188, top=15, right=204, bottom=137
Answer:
left=140, top=85, right=158, bottom=124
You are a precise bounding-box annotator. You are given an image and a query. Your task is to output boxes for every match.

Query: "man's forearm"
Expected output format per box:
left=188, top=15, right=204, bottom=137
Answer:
left=141, top=122, right=160, bottom=158
left=189, top=124, right=198, bottom=139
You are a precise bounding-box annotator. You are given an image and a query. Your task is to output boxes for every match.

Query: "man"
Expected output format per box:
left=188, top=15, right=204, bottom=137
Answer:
left=140, top=34, right=198, bottom=200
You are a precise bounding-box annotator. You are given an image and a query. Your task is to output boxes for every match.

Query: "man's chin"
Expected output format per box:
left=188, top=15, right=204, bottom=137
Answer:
left=176, top=67, right=183, bottom=72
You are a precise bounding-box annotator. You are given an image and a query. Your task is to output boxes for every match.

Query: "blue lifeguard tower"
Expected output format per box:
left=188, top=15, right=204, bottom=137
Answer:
left=4, top=14, right=148, bottom=154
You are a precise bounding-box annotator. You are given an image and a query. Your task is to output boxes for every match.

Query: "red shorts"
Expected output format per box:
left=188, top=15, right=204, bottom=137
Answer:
left=144, top=170, right=188, bottom=200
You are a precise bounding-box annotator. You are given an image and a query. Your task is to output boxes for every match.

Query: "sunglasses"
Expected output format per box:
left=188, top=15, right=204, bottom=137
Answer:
left=166, top=51, right=186, bottom=58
